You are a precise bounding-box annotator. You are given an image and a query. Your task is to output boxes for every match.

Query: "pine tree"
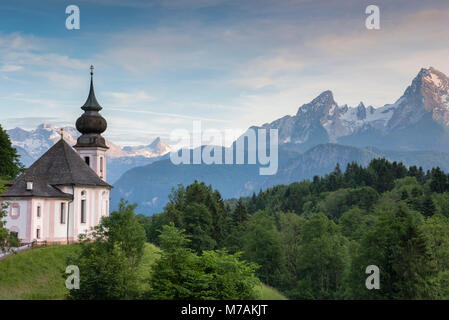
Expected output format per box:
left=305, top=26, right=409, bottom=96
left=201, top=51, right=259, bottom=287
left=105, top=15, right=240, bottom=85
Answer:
left=430, top=167, right=448, bottom=193
left=0, top=124, right=23, bottom=179
left=421, top=195, right=436, bottom=217
left=233, top=199, right=248, bottom=224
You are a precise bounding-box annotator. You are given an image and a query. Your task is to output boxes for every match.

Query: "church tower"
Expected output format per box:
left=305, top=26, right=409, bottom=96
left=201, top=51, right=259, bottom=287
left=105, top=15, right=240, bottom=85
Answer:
left=74, top=66, right=109, bottom=181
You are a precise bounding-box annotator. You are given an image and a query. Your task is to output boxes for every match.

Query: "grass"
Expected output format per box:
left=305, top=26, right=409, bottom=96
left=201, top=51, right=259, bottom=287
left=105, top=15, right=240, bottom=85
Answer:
left=0, top=243, right=287, bottom=300
left=256, top=284, right=288, bottom=300
left=0, top=244, right=80, bottom=299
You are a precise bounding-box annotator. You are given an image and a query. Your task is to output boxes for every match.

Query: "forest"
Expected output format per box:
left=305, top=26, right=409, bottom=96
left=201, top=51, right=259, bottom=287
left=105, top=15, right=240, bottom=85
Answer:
left=141, top=159, right=449, bottom=299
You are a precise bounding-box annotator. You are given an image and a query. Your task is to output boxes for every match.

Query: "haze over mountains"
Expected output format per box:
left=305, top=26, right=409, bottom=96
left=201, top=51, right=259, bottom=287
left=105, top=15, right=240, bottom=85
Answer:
left=111, top=67, right=449, bottom=214
left=8, top=67, right=449, bottom=215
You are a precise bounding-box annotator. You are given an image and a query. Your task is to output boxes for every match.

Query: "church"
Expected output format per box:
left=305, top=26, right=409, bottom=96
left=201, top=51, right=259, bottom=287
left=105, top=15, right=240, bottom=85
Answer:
left=1, top=67, right=112, bottom=244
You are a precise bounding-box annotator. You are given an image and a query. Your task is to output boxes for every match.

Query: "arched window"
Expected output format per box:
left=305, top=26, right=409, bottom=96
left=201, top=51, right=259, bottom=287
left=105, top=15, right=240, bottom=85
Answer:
left=80, top=190, right=87, bottom=224
left=81, top=199, right=86, bottom=223
left=60, top=202, right=66, bottom=224
left=84, top=157, right=90, bottom=166
left=100, top=157, right=104, bottom=175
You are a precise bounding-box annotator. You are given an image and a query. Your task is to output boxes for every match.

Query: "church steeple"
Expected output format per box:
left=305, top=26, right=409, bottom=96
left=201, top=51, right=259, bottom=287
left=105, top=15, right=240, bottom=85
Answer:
left=74, top=66, right=109, bottom=181
left=74, top=65, right=108, bottom=149
left=82, top=65, right=102, bottom=112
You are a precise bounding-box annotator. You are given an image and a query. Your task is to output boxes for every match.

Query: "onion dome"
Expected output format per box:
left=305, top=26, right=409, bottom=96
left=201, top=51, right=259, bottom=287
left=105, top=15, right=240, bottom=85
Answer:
left=74, top=66, right=109, bottom=149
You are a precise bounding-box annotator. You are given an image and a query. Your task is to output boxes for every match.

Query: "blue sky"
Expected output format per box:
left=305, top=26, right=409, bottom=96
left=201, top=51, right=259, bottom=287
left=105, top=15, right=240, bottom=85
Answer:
left=0, top=0, right=448, bottom=145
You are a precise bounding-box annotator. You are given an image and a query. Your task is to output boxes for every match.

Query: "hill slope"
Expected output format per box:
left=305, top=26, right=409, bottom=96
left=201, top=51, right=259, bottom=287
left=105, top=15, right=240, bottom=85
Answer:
left=0, top=244, right=285, bottom=300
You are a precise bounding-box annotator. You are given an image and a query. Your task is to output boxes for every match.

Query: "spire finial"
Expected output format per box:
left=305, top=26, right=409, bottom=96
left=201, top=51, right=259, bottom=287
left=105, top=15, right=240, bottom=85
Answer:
left=60, top=128, right=64, bottom=139
left=90, top=65, right=94, bottom=77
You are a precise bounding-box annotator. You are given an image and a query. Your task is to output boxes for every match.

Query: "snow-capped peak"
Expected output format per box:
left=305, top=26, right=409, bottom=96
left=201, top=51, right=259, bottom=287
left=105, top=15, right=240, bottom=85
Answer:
left=7, top=124, right=172, bottom=166
left=257, top=67, right=449, bottom=146
left=388, top=67, right=449, bottom=129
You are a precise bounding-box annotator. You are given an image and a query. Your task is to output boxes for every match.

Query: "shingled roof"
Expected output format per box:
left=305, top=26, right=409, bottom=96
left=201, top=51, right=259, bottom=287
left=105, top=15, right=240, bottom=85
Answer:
left=1, top=139, right=111, bottom=198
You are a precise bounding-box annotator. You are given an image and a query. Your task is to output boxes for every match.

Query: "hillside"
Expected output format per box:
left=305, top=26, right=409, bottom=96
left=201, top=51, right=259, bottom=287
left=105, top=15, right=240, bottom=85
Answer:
left=0, top=243, right=285, bottom=300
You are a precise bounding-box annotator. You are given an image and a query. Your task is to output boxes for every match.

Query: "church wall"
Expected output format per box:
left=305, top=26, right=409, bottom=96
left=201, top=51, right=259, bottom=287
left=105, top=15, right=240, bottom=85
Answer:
left=1, top=187, right=109, bottom=245
left=75, top=148, right=108, bottom=182
left=29, top=198, right=70, bottom=244
left=1, top=198, right=31, bottom=243
left=72, top=186, right=110, bottom=239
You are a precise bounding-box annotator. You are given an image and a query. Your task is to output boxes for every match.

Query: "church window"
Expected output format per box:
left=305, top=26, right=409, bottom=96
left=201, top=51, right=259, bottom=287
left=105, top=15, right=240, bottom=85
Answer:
left=37, top=206, right=41, bottom=218
left=60, top=203, right=66, bottom=224
left=36, top=228, right=40, bottom=239
left=10, top=203, right=20, bottom=219
left=100, top=157, right=104, bottom=175
left=81, top=199, right=86, bottom=223
left=85, top=157, right=90, bottom=166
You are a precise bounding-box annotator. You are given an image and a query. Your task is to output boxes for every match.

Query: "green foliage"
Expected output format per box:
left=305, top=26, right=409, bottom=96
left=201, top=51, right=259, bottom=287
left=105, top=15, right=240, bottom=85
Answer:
left=349, top=205, right=435, bottom=299
left=183, top=203, right=216, bottom=252
left=0, top=243, right=160, bottom=300
left=242, top=211, right=284, bottom=287
left=153, top=181, right=230, bottom=252
left=66, top=199, right=146, bottom=300
left=73, top=158, right=449, bottom=301
left=149, top=224, right=260, bottom=300
left=0, top=202, right=20, bottom=252
left=0, top=124, right=23, bottom=179
left=296, top=214, right=349, bottom=299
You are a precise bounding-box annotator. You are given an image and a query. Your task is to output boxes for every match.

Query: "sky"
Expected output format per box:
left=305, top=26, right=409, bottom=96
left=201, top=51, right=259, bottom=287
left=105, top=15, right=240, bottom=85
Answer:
left=0, top=0, right=448, bottom=146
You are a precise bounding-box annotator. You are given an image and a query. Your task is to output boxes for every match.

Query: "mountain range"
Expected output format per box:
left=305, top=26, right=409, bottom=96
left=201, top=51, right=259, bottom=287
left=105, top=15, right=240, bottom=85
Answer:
left=256, top=67, right=449, bottom=152
left=111, top=67, right=449, bottom=214
left=6, top=124, right=171, bottom=183
left=7, top=67, right=449, bottom=214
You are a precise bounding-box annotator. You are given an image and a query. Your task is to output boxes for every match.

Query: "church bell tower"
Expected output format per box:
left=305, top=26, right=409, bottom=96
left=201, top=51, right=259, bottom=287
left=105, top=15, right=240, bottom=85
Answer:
left=74, top=65, right=109, bottom=181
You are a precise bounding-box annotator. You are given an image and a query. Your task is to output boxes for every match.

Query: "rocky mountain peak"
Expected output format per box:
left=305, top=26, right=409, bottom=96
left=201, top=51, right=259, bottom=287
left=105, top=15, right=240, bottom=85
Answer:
left=388, top=67, right=449, bottom=130
left=296, top=90, right=336, bottom=117
left=356, top=102, right=366, bottom=120
left=148, top=137, right=171, bottom=154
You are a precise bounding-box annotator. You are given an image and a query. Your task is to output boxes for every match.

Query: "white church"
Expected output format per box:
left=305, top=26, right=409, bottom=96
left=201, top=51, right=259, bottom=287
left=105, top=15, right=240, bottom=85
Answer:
left=1, top=67, right=112, bottom=244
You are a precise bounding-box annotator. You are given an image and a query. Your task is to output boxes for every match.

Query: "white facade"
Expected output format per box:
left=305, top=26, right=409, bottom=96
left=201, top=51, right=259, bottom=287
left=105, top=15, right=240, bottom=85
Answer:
left=75, top=147, right=108, bottom=182
left=3, top=186, right=110, bottom=244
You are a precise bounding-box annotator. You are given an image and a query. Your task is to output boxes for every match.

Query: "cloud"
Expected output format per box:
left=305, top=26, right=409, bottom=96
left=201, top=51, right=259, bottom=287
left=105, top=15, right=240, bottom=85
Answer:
left=0, top=64, right=23, bottom=72
left=105, top=90, right=154, bottom=105
left=108, top=107, right=231, bottom=123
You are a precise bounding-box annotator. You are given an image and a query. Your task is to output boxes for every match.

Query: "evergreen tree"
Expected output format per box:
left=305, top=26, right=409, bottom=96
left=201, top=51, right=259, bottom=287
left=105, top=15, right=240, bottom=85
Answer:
left=296, top=213, right=349, bottom=299
left=349, top=205, right=436, bottom=299
left=430, top=167, right=448, bottom=193
left=421, top=195, right=436, bottom=217
left=233, top=199, right=248, bottom=224
left=243, top=211, right=284, bottom=287
left=0, top=124, right=23, bottom=179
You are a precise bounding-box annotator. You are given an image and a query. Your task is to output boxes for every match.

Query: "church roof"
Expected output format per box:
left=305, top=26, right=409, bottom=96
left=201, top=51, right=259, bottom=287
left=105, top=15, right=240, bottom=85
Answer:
left=1, top=139, right=111, bottom=199
left=81, top=73, right=102, bottom=112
